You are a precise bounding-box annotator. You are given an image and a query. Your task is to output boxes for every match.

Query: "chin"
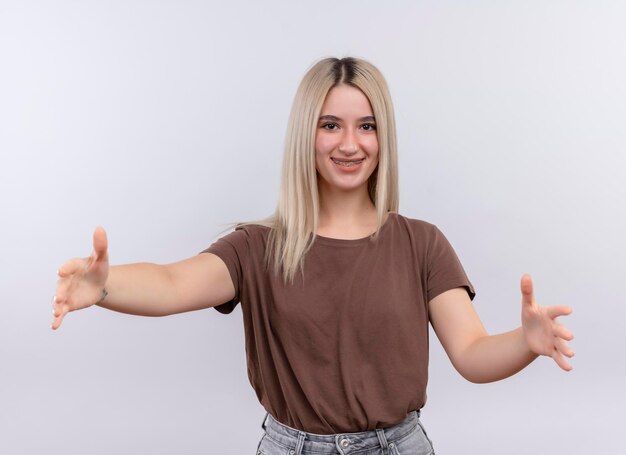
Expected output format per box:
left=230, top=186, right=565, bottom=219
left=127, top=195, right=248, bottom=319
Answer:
left=326, top=179, right=370, bottom=193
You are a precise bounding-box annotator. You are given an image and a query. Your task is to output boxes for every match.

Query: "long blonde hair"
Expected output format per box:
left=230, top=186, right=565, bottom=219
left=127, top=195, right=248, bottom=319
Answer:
left=243, top=57, right=399, bottom=283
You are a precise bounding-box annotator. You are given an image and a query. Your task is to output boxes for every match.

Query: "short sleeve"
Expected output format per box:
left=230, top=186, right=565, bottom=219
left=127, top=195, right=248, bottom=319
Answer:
left=426, top=226, right=476, bottom=303
left=199, top=227, right=249, bottom=314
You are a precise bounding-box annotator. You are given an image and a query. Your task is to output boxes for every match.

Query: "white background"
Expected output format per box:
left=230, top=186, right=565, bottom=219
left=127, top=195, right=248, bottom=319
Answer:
left=1, top=1, right=624, bottom=453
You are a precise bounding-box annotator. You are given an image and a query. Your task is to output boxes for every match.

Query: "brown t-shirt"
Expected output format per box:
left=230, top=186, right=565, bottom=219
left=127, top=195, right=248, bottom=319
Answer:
left=202, top=212, right=475, bottom=434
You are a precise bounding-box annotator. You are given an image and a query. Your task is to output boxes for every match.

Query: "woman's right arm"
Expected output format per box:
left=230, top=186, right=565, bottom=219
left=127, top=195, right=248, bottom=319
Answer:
left=51, top=227, right=235, bottom=330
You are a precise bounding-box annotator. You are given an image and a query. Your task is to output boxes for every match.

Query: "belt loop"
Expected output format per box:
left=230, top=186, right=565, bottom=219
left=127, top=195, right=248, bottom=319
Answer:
left=261, top=412, right=268, bottom=430
left=294, top=430, right=307, bottom=455
left=376, top=428, right=390, bottom=454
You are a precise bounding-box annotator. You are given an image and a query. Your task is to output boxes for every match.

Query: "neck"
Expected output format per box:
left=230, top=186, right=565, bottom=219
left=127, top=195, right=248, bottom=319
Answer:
left=316, top=182, right=378, bottom=237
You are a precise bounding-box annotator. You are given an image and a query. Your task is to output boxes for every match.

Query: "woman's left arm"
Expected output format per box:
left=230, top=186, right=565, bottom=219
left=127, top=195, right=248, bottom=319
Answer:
left=428, top=274, right=574, bottom=384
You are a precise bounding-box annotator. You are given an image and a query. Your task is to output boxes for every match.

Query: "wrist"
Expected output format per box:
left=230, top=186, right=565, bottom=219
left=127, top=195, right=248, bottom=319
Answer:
left=96, top=287, right=108, bottom=304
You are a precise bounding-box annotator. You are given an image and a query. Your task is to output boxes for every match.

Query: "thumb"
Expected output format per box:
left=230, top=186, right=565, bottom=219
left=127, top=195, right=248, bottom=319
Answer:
left=92, top=226, right=108, bottom=262
left=520, top=273, right=535, bottom=306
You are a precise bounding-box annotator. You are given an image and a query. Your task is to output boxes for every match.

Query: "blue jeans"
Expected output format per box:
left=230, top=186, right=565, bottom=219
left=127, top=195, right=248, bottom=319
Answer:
left=256, top=410, right=435, bottom=454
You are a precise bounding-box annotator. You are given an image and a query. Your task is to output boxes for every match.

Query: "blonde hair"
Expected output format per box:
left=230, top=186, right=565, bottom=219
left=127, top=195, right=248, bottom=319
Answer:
left=243, top=57, right=399, bottom=283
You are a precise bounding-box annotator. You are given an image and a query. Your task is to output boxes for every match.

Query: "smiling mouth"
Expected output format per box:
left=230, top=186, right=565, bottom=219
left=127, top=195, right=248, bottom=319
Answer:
left=331, top=157, right=365, bottom=167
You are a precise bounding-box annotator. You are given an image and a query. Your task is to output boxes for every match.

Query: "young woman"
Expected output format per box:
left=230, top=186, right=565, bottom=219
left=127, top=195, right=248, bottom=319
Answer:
left=52, top=57, right=574, bottom=455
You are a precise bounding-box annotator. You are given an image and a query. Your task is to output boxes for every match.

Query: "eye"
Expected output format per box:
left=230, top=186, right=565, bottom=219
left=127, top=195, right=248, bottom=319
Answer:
left=361, top=123, right=377, bottom=131
left=321, top=122, right=338, bottom=130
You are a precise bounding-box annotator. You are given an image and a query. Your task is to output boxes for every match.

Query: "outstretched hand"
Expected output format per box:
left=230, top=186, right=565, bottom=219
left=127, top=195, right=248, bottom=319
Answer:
left=51, top=227, right=110, bottom=330
left=520, top=274, right=574, bottom=371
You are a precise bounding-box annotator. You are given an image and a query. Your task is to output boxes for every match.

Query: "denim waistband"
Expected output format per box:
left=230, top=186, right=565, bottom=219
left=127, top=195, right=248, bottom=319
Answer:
left=261, top=410, right=421, bottom=454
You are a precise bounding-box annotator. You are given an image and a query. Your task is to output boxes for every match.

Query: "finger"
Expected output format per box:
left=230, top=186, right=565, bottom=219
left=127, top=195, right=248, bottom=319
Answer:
left=520, top=274, right=535, bottom=306
left=51, top=306, right=67, bottom=330
left=553, top=322, right=574, bottom=341
left=93, top=226, right=108, bottom=262
left=551, top=347, right=573, bottom=371
left=52, top=295, right=63, bottom=317
left=51, top=314, right=61, bottom=330
left=55, top=275, right=73, bottom=305
left=555, top=337, right=575, bottom=358
left=58, top=258, right=87, bottom=278
left=52, top=299, right=69, bottom=317
left=546, top=305, right=573, bottom=319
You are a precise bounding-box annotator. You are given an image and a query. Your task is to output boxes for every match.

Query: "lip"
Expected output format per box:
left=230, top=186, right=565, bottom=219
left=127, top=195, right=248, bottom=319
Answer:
left=330, top=157, right=365, bottom=162
left=330, top=157, right=365, bottom=172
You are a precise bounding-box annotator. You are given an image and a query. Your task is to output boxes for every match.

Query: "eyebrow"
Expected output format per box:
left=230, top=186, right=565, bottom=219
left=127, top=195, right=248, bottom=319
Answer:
left=318, top=115, right=376, bottom=122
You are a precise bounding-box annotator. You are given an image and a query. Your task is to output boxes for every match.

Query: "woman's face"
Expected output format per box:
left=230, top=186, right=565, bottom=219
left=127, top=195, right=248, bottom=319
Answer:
left=315, top=84, right=379, bottom=195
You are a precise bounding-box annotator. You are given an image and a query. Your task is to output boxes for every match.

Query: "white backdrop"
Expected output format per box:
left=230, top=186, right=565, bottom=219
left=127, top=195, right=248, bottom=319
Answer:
left=1, top=1, right=624, bottom=453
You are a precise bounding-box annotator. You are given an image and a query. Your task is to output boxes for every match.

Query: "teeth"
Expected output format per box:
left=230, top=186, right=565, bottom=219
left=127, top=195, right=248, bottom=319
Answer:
left=333, top=159, right=364, bottom=167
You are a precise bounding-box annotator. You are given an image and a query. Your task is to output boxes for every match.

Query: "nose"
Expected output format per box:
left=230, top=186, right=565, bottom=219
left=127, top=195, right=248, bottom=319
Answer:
left=338, top=130, right=359, bottom=155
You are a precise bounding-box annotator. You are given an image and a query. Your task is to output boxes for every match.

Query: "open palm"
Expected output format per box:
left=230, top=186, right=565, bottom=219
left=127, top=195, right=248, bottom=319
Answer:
left=521, top=274, right=574, bottom=371
left=52, top=227, right=109, bottom=330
